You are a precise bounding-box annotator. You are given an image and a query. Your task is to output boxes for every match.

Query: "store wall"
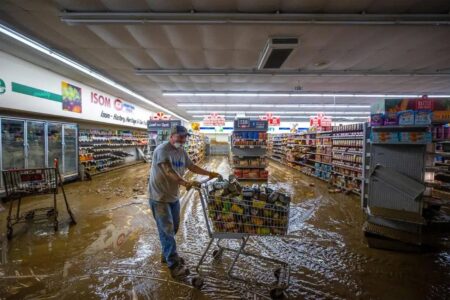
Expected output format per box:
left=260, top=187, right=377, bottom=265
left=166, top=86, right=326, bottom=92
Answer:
left=0, top=51, right=154, bottom=129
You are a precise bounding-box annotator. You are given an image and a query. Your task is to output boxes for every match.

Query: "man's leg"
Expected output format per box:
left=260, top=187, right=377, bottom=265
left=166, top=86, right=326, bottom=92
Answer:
left=170, top=200, right=181, bottom=235
left=149, top=200, right=179, bottom=268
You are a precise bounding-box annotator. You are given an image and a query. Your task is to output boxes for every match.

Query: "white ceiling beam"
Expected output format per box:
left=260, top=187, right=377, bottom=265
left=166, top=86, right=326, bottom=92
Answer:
left=60, top=12, right=450, bottom=26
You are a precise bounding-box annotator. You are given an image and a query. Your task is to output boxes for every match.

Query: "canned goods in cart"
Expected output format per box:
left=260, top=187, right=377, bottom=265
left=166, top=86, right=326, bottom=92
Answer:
left=194, top=176, right=291, bottom=299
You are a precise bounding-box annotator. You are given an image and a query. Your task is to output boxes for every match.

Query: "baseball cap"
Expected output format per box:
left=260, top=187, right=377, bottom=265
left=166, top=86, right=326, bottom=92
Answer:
left=171, top=125, right=191, bottom=137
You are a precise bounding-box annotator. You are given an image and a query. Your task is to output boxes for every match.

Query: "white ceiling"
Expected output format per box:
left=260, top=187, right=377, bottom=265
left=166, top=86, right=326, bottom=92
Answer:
left=1, top=0, right=450, bottom=121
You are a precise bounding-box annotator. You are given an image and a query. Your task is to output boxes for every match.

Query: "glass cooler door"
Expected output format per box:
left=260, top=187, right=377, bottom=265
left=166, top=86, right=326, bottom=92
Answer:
left=48, top=122, right=63, bottom=170
left=63, top=124, right=78, bottom=176
left=26, top=120, right=46, bottom=169
left=1, top=118, right=25, bottom=170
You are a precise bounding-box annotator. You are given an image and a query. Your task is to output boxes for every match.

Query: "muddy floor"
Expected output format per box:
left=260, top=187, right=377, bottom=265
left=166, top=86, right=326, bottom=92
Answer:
left=0, top=156, right=449, bottom=299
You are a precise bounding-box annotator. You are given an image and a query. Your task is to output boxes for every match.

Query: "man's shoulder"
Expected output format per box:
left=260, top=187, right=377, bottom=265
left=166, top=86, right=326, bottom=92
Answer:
left=155, top=141, right=170, bottom=152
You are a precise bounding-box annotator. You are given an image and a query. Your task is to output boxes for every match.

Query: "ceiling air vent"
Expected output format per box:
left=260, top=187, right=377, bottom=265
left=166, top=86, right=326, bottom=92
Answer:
left=257, top=37, right=299, bottom=69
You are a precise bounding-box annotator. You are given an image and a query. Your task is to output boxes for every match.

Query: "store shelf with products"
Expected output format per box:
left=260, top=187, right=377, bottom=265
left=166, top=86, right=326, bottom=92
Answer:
left=79, top=128, right=148, bottom=175
left=267, top=125, right=365, bottom=189
left=186, top=133, right=207, bottom=165
left=428, top=124, right=450, bottom=209
left=330, top=123, right=365, bottom=194
left=231, top=119, right=269, bottom=181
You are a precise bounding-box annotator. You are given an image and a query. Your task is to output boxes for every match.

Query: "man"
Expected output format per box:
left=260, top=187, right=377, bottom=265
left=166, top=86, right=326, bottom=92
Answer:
left=148, top=125, right=220, bottom=278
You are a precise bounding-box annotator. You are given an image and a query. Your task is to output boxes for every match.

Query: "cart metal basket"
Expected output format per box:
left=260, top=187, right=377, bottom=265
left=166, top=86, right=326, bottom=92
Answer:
left=194, top=180, right=291, bottom=298
left=2, top=164, right=76, bottom=239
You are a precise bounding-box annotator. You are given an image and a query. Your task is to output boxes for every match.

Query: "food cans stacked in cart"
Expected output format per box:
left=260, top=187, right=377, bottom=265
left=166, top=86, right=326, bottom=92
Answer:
left=205, top=176, right=290, bottom=235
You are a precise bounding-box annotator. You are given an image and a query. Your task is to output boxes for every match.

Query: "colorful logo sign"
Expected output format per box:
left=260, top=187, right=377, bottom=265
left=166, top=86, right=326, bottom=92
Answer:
left=0, top=79, right=5, bottom=95
left=61, top=81, right=82, bottom=113
left=204, top=113, right=225, bottom=126
left=91, top=91, right=135, bottom=113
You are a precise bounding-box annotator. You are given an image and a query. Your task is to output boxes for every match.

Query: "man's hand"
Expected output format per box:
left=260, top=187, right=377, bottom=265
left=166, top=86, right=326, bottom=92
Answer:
left=208, top=172, right=221, bottom=179
left=185, top=180, right=201, bottom=191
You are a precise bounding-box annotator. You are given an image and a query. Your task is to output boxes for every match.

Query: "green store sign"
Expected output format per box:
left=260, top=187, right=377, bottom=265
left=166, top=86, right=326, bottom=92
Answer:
left=11, top=82, right=62, bottom=102
left=0, top=79, right=5, bottom=95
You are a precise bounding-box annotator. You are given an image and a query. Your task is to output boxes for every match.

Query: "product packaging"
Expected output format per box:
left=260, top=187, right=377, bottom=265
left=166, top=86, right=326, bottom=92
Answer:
left=371, top=132, right=399, bottom=143
left=370, top=114, right=384, bottom=126
left=397, top=110, right=415, bottom=125
left=383, top=112, right=398, bottom=125
left=398, top=132, right=432, bottom=144
left=414, top=110, right=432, bottom=125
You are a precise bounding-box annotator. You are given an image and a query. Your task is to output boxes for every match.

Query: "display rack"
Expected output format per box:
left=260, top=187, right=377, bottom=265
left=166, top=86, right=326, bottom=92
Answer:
left=147, top=120, right=182, bottom=158
left=363, top=123, right=433, bottom=249
left=186, top=133, right=206, bottom=165
left=231, top=119, right=269, bottom=181
left=331, top=124, right=365, bottom=195
left=79, top=129, right=148, bottom=175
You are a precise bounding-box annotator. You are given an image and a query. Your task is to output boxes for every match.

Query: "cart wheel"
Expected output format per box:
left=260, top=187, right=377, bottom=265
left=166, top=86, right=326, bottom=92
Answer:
left=25, top=211, right=35, bottom=221
left=7, top=227, right=13, bottom=240
left=270, top=287, right=286, bottom=300
left=212, top=248, right=223, bottom=260
left=273, top=268, right=282, bottom=280
left=191, top=276, right=204, bottom=289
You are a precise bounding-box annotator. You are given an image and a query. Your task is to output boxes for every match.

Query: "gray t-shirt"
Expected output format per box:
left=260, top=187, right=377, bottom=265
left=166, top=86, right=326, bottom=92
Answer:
left=148, top=141, right=193, bottom=202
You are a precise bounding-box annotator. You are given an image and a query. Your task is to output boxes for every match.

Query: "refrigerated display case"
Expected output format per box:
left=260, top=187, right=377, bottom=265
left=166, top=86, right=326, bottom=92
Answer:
left=26, top=121, right=46, bottom=169
left=48, top=123, right=63, bottom=170
left=63, top=124, right=78, bottom=177
left=1, top=119, right=25, bottom=170
left=0, top=117, right=79, bottom=191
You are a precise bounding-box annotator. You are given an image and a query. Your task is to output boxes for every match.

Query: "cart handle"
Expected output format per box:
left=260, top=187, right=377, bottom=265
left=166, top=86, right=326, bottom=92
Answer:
left=193, top=177, right=218, bottom=190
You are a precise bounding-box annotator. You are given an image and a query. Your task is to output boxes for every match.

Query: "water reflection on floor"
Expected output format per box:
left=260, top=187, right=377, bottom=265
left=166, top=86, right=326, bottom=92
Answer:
left=0, top=157, right=449, bottom=299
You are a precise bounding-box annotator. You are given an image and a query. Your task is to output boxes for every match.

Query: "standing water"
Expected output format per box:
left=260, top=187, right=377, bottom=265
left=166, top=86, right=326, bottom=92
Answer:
left=0, top=157, right=449, bottom=299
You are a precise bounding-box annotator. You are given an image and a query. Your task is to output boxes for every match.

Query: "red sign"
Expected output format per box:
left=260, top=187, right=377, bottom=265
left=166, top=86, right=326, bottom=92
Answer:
left=204, top=113, right=225, bottom=126
left=416, top=96, right=434, bottom=111
left=151, top=112, right=171, bottom=120
left=259, top=113, right=280, bottom=126
left=91, top=92, right=135, bottom=113
left=310, top=113, right=332, bottom=128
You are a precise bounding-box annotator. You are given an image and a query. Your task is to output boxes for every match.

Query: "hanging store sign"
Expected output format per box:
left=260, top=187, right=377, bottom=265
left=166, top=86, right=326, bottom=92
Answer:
left=151, top=112, right=171, bottom=120
left=259, top=113, right=280, bottom=126
left=147, top=120, right=181, bottom=130
left=203, top=113, right=225, bottom=126
left=310, top=113, right=332, bottom=127
left=0, top=51, right=153, bottom=128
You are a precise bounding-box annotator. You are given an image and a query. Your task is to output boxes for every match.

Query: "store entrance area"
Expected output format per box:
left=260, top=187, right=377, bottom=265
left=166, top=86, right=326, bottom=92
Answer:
left=0, top=157, right=448, bottom=299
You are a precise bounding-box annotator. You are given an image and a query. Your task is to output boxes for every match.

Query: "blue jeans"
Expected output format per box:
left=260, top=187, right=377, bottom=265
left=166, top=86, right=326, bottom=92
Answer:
left=149, top=199, right=181, bottom=268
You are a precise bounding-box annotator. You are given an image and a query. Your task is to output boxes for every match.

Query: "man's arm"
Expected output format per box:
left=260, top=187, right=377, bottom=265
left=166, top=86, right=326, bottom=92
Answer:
left=187, top=164, right=220, bottom=178
left=160, top=162, right=189, bottom=186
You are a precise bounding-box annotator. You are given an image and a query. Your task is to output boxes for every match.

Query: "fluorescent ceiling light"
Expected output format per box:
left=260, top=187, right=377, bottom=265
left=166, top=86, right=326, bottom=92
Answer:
left=178, top=103, right=371, bottom=108
left=0, top=24, right=188, bottom=122
left=166, top=91, right=450, bottom=98
left=186, top=110, right=370, bottom=115
left=191, top=115, right=368, bottom=120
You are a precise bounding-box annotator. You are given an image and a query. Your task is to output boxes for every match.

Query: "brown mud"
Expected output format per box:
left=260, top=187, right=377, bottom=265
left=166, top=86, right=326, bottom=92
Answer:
left=0, top=156, right=449, bottom=299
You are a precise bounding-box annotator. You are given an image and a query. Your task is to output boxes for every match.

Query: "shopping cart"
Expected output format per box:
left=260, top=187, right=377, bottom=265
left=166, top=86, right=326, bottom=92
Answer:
left=2, top=160, right=76, bottom=239
left=194, top=178, right=291, bottom=298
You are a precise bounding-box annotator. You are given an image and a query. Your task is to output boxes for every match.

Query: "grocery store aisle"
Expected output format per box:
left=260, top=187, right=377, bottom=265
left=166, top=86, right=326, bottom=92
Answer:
left=0, top=156, right=449, bottom=299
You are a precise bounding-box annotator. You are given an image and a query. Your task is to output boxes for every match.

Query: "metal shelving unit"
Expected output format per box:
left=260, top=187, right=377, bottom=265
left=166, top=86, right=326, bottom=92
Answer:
left=231, top=118, right=269, bottom=182
left=363, top=123, right=434, bottom=249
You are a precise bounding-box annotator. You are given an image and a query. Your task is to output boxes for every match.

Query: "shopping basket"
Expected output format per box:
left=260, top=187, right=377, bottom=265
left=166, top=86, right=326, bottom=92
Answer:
left=2, top=160, right=76, bottom=239
left=194, top=178, right=291, bottom=298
